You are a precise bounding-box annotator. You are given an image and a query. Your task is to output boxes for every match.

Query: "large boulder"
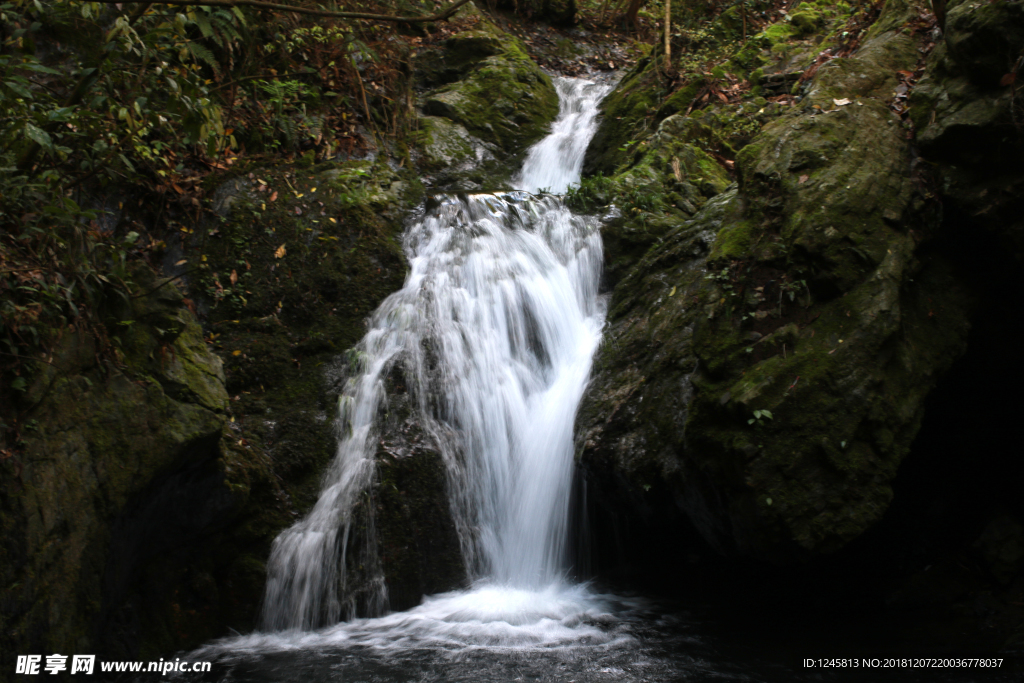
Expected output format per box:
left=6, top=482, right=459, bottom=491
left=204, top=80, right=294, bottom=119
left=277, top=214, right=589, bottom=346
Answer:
left=417, top=4, right=559, bottom=161
left=0, top=267, right=234, bottom=665
left=576, top=1, right=972, bottom=562
left=338, top=371, right=466, bottom=616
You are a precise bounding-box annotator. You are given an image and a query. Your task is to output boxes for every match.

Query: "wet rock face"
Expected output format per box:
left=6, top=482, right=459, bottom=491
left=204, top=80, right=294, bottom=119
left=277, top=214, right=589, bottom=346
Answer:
left=0, top=268, right=231, bottom=663
left=324, top=367, right=465, bottom=619
left=576, top=1, right=973, bottom=563
left=419, top=18, right=559, bottom=150
left=414, top=3, right=559, bottom=188
left=370, top=373, right=466, bottom=612
left=910, top=0, right=1024, bottom=260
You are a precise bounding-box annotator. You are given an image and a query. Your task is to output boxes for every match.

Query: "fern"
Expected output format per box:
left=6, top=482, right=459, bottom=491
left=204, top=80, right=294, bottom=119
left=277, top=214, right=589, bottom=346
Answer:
left=184, top=41, right=220, bottom=74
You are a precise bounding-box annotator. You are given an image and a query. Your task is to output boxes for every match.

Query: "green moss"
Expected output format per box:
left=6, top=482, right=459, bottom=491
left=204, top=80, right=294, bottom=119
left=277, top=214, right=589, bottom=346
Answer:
left=762, top=22, right=797, bottom=45
left=575, top=12, right=974, bottom=562
left=420, top=16, right=558, bottom=157
left=582, top=52, right=666, bottom=176
left=789, top=8, right=826, bottom=38
left=656, top=80, right=704, bottom=119
left=709, top=218, right=758, bottom=260
left=0, top=274, right=233, bottom=661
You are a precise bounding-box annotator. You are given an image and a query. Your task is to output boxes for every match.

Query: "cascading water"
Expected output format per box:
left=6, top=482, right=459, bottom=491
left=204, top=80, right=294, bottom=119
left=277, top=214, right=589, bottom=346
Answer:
left=169, top=75, right=997, bottom=683
left=260, top=76, right=612, bottom=633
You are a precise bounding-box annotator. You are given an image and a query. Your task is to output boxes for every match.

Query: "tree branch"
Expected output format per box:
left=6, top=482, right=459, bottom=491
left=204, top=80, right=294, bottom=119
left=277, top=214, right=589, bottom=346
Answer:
left=77, top=0, right=474, bottom=23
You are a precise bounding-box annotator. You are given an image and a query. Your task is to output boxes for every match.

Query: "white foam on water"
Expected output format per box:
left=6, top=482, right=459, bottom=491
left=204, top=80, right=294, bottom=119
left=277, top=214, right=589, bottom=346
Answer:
left=204, top=583, right=642, bottom=660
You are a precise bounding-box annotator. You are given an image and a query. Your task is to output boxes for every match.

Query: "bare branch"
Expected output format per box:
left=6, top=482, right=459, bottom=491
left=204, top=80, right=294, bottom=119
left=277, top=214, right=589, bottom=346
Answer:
left=76, top=0, right=474, bottom=23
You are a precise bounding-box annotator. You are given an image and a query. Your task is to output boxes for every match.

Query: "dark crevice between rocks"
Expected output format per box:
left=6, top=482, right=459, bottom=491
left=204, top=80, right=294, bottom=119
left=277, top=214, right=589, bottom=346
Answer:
left=94, top=431, right=230, bottom=661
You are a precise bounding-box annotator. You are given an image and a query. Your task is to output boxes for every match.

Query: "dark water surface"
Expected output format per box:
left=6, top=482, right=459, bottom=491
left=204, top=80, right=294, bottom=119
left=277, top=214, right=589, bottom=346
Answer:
left=167, top=583, right=1020, bottom=683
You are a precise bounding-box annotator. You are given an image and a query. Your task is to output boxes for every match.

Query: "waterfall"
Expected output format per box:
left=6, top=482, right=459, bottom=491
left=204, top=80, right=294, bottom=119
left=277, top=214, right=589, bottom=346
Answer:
left=261, top=77, right=612, bottom=632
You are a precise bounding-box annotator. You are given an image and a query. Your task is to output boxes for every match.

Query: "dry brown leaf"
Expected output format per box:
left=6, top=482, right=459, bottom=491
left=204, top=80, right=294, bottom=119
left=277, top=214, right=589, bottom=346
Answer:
left=230, top=269, right=238, bottom=285
left=1001, top=72, right=1017, bottom=87
left=270, top=191, right=279, bottom=202
left=275, top=244, right=287, bottom=259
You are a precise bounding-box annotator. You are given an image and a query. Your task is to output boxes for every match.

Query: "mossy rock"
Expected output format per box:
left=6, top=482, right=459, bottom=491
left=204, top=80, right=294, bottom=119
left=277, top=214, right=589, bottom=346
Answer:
left=583, top=50, right=665, bottom=177
left=577, top=112, right=733, bottom=285
left=0, top=156, right=430, bottom=663
left=414, top=115, right=510, bottom=190
left=575, top=5, right=972, bottom=562
left=419, top=6, right=558, bottom=159
left=416, top=115, right=487, bottom=170
left=942, top=0, right=1024, bottom=86
left=0, top=273, right=241, bottom=665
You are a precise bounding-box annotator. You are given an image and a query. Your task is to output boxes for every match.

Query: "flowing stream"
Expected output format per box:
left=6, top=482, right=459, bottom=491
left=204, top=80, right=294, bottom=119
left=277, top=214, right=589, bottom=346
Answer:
left=259, top=77, right=610, bottom=633
left=165, top=77, right=1008, bottom=683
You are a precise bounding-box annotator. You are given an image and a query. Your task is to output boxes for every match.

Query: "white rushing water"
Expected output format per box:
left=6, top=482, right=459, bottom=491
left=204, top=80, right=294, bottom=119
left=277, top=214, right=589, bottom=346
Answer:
left=517, top=78, right=609, bottom=194
left=257, top=76, right=613, bottom=643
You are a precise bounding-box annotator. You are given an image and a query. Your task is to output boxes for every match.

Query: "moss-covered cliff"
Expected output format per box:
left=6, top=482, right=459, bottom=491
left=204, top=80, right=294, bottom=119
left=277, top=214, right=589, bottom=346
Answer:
left=576, top=0, right=974, bottom=562
left=0, top=266, right=232, bottom=666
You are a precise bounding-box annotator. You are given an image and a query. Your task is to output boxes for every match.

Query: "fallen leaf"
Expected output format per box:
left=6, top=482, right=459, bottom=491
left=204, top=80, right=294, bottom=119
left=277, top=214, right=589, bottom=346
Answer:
left=275, top=244, right=287, bottom=259
left=833, top=98, right=852, bottom=106
left=230, top=269, right=238, bottom=285
left=270, top=191, right=278, bottom=202
left=1001, top=72, right=1017, bottom=87
left=329, top=217, right=337, bottom=224
left=232, top=350, right=241, bottom=356
left=175, top=259, right=188, bottom=266
left=294, top=207, right=303, bottom=216
left=799, top=175, right=809, bottom=184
